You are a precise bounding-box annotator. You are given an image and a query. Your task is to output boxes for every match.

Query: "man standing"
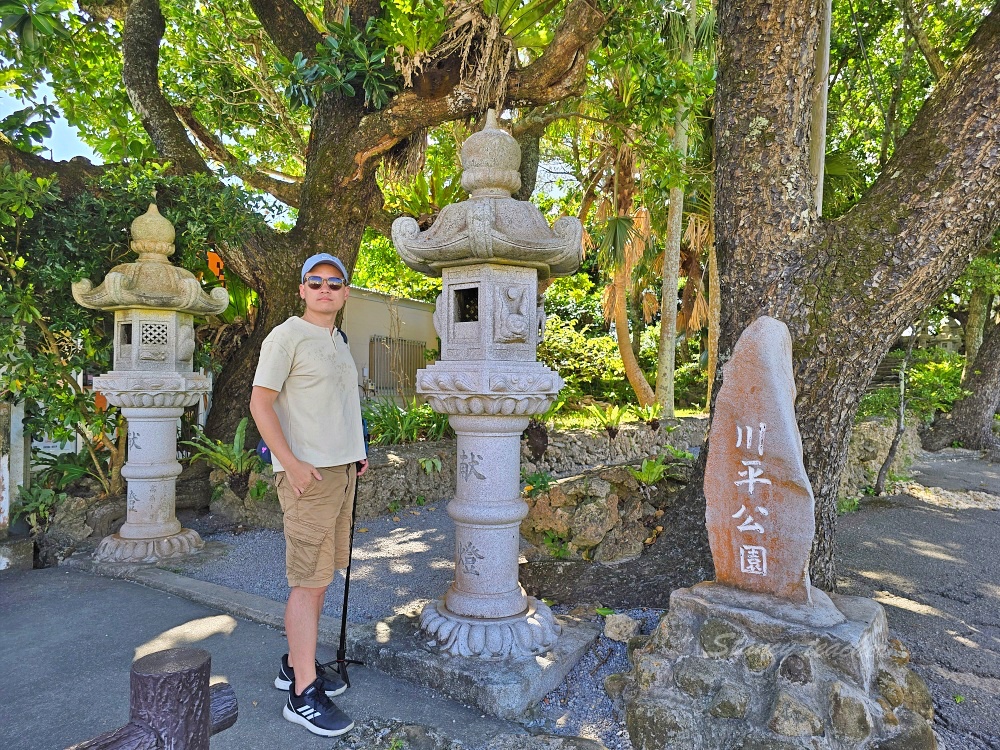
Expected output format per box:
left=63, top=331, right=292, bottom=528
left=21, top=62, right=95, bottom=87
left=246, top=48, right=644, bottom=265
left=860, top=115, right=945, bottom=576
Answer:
left=250, top=253, right=367, bottom=737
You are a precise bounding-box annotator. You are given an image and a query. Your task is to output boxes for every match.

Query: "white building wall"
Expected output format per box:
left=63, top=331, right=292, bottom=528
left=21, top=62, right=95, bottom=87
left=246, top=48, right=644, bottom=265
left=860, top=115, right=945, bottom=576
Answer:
left=341, top=287, right=438, bottom=385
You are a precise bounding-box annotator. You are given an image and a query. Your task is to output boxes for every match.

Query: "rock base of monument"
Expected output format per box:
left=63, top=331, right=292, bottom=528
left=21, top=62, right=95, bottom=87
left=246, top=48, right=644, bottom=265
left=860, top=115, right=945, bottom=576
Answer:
left=620, top=583, right=937, bottom=749
left=345, top=610, right=600, bottom=721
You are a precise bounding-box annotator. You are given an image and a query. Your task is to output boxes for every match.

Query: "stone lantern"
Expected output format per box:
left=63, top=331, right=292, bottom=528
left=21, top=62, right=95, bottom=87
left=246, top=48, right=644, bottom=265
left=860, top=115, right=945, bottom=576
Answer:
left=73, top=204, right=229, bottom=563
left=392, top=111, right=583, bottom=658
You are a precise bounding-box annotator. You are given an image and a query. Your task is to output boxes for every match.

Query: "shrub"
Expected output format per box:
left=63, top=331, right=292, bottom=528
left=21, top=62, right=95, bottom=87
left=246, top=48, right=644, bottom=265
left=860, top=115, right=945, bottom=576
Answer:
left=628, top=456, right=669, bottom=485
left=674, top=359, right=708, bottom=409
left=13, top=485, right=66, bottom=535
left=538, top=315, right=631, bottom=402
left=180, top=417, right=262, bottom=495
left=857, top=347, right=967, bottom=422
left=543, top=274, right=604, bottom=329
left=363, top=396, right=452, bottom=444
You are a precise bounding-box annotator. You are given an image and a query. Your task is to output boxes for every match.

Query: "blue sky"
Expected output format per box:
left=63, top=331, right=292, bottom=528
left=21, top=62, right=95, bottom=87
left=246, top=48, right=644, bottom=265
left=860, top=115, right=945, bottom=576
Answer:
left=1, top=84, right=99, bottom=163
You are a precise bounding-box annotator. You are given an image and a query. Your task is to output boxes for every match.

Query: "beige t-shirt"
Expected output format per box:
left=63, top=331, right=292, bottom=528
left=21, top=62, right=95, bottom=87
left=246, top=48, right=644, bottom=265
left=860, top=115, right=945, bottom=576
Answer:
left=253, top=316, right=366, bottom=472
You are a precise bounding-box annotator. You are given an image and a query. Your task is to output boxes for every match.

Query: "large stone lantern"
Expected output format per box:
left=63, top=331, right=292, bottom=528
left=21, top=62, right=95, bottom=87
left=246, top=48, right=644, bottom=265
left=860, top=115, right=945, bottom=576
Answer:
left=392, top=111, right=583, bottom=658
left=73, top=204, right=229, bottom=563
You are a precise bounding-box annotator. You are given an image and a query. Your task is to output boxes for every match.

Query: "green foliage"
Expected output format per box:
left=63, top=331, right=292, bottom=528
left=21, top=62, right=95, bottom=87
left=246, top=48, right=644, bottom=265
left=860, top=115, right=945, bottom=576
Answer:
left=541, top=530, right=570, bottom=559
left=857, top=348, right=967, bottom=422
left=33, top=450, right=97, bottom=491
left=543, top=274, right=604, bottom=329
left=586, top=403, right=627, bottom=437
left=595, top=607, right=615, bottom=616
left=276, top=8, right=399, bottom=111
left=417, top=456, right=442, bottom=475
left=663, top=444, right=694, bottom=462
left=824, top=0, right=992, bottom=214
left=674, top=358, right=708, bottom=409
left=538, top=388, right=573, bottom=424
left=248, top=479, right=270, bottom=502
left=13, top=483, right=65, bottom=534
left=375, top=0, right=449, bottom=62
left=353, top=231, right=441, bottom=302
left=837, top=496, right=860, bottom=515
left=180, top=417, right=263, bottom=477
left=537, top=315, right=630, bottom=402
left=362, top=396, right=452, bottom=444
left=0, top=163, right=264, bottom=496
left=633, top=402, right=662, bottom=426
left=628, top=455, right=669, bottom=485
left=0, top=0, right=71, bottom=58
left=0, top=100, right=57, bottom=152
left=415, top=494, right=426, bottom=506
left=521, top=468, right=554, bottom=497
left=381, top=155, right=466, bottom=220
left=388, top=499, right=401, bottom=513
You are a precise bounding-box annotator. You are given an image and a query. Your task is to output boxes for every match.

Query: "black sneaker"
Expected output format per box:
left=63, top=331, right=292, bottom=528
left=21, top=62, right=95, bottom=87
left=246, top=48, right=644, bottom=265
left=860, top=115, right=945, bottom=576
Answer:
left=283, top=678, right=354, bottom=737
left=274, top=654, right=347, bottom=697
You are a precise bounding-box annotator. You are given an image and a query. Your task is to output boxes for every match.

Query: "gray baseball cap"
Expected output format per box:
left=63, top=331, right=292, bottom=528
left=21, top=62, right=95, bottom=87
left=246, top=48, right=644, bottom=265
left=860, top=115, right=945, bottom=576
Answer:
left=301, top=253, right=349, bottom=282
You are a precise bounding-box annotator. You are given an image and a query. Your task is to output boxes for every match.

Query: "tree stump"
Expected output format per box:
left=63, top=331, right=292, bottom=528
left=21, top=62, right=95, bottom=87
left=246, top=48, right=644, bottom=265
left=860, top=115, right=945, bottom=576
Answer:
left=130, top=649, right=211, bottom=749
left=69, top=647, right=237, bottom=750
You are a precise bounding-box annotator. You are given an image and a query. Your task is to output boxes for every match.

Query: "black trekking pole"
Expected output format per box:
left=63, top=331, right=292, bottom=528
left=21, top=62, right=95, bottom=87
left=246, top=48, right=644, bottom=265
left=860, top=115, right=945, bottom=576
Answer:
left=324, top=462, right=365, bottom=687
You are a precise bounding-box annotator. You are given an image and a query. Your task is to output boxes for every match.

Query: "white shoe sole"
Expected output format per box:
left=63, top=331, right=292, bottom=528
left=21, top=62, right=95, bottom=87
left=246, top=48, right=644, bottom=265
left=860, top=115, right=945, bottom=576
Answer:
left=282, top=705, right=354, bottom=736
left=274, top=675, right=347, bottom=697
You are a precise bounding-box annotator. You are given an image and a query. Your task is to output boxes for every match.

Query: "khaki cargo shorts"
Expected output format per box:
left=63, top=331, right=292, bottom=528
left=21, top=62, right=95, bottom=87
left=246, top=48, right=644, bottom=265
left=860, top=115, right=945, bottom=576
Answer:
left=274, top=463, right=357, bottom=588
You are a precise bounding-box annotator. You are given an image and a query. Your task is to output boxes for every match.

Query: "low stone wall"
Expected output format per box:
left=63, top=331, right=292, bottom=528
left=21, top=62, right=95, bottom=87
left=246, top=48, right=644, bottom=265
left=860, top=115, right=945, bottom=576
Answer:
left=521, top=418, right=708, bottom=479
left=838, top=417, right=922, bottom=499
left=520, top=463, right=693, bottom=564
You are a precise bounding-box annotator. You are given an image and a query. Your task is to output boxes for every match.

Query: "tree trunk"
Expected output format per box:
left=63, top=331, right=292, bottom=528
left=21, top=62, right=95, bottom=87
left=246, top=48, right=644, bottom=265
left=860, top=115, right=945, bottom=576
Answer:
left=963, top=287, right=992, bottom=382
left=613, top=266, right=656, bottom=406
left=924, top=318, right=1000, bottom=453
left=205, top=87, right=385, bottom=439
left=655, top=0, right=697, bottom=415
left=702, top=0, right=1000, bottom=590
left=204, top=166, right=381, bottom=440
left=704, top=234, right=720, bottom=412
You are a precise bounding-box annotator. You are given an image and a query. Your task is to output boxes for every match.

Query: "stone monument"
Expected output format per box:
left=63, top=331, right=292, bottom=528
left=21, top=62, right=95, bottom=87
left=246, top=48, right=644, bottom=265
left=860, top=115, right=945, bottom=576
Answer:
left=620, top=317, right=938, bottom=749
left=73, top=203, right=228, bottom=563
left=392, top=110, right=582, bottom=659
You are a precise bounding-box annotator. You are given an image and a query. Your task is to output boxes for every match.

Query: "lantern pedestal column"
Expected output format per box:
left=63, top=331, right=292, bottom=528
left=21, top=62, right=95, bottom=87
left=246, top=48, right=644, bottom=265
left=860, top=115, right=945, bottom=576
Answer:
left=92, top=387, right=207, bottom=564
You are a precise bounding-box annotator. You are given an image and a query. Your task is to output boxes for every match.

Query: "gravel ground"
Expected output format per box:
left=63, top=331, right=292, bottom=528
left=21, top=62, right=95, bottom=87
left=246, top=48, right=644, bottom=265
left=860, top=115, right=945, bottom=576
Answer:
left=175, top=503, right=649, bottom=750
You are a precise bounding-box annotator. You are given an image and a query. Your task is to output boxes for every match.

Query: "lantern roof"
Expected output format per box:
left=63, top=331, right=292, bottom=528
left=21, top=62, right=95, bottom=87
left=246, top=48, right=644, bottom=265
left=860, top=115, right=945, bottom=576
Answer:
left=72, top=203, right=229, bottom=315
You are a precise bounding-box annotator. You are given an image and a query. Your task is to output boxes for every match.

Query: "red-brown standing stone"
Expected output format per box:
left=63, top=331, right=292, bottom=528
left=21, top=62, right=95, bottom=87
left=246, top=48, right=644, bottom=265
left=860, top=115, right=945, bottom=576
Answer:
left=704, top=316, right=815, bottom=603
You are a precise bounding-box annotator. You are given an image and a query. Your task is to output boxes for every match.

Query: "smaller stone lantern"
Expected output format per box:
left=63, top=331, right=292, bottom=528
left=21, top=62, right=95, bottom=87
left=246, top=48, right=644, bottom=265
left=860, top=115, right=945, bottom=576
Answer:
left=73, top=203, right=229, bottom=563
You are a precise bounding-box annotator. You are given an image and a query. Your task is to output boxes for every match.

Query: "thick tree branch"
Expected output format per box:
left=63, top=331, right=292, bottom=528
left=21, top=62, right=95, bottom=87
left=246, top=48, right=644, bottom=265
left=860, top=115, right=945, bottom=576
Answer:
left=0, top=140, right=108, bottom=198
left=830, top=3, right=1000, bottom=323
left=506, top=0, right=604, bottom=102
left=345, top=0, right=606, bottom=182
left=175, top=106, right=303, bottom=208
left=896, top=0, right=947, bottom=81
left=247, top=0, right=322, bottom=63
left=123, top=0, right=209, bottom=174
left=366, top=207, right=396, bottom=238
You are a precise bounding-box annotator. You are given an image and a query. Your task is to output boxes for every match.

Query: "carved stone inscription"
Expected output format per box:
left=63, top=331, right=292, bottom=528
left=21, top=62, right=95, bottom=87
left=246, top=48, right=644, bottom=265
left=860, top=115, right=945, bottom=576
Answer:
left=704, top=316, right=815, bottom=604
left=459, top=450, right=486, bottom=481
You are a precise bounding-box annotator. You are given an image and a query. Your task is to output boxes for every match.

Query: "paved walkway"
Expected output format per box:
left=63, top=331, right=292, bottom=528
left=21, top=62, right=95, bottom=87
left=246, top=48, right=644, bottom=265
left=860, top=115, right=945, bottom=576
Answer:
left=837, top=449, right=1000, bottom=749
left=0, top=566, right=523, bottom=750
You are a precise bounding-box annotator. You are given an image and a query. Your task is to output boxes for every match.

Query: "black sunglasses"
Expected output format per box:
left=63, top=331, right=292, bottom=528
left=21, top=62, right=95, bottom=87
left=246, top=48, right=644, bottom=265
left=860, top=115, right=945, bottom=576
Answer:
left=304, top=275, right=346, bottom=290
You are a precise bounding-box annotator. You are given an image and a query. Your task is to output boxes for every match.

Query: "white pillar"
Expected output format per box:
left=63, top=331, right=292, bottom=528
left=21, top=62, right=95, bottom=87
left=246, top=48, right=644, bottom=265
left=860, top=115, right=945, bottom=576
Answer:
left=118, top=406, right=185, bottom=539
